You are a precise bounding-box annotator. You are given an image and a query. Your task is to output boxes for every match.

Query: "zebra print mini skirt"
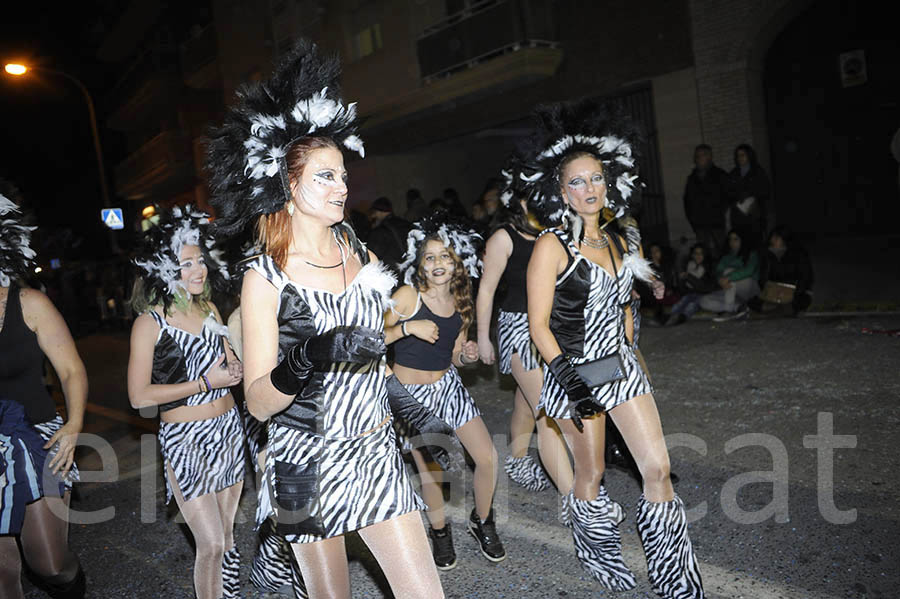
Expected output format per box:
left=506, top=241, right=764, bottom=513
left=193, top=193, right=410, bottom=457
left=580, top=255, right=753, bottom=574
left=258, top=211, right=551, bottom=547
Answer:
left=259, top=419, right=425, bottom=544
left=158, top=406, right=246, bottom=504
left=497, top=310, right=542, bottom=374
left=401, top=366, right=480, bottom=432
left=539, top=345, right=653, bottom=420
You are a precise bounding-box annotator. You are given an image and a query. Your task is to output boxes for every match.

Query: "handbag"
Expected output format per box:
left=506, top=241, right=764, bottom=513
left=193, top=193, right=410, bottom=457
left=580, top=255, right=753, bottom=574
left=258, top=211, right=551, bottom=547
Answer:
left=759, top=281, right=796, bottom=304
left=572, top=235, right=628, bottom=388
left=274, top=460, right=326, bottom=537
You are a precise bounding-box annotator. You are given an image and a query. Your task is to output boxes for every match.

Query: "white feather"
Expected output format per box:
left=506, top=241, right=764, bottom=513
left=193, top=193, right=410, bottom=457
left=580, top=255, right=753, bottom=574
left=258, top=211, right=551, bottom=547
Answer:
left=519, top=171, right=543, bottom=182
left=203, top=314, right=231, bottom=339
left=354, top=260, right=397, bottom=305
left=623, top=252, right=655, bottom=283
left=342, top=134, right=365, bottom=158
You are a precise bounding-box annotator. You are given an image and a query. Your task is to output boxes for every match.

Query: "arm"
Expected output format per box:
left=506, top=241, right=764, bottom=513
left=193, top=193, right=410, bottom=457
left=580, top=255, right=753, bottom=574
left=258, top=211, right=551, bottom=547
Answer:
left=527, top=233, right=566, bottom=364
left=475, top=229, right=512, bottom=364
left=384, top=285, right=438, bottom=345
left=23, top=289, right=87, bottom=476
left=726, top=251, right=760, bottom=282
left=212, top=302, right=243, bottom=382
left=452, top=329, right=478, bottom=368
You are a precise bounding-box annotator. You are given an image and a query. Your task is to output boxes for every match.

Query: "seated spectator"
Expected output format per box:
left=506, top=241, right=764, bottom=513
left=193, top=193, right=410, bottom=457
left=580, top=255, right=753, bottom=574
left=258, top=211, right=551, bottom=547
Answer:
left=641, top=242, right=680, bottom=325
left=366, top=196, right=411, bottom=278
left=750, top=225, right=814, bottom=316
left=699, top=229, right=760, bottom=321
left=664, top=243, right=717, bottom=326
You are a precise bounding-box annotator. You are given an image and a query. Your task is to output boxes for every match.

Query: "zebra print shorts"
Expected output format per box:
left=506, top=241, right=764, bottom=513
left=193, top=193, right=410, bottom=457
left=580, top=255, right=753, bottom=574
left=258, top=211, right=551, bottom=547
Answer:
left=158, top=406, right=246, bottom=504
left=497, top=310, right=541, bottom=374
left=260, top=419, right=425, bottom=544
left=538, top=345, right=653, bottom=420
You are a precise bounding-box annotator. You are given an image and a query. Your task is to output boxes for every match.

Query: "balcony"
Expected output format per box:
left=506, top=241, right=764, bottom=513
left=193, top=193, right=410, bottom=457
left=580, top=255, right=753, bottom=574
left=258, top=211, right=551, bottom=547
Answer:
left=106, top=47, right=181, bottom=131
left=114, top=130, right=194, bottom=200
left=180, top=25, right=221, bottom=89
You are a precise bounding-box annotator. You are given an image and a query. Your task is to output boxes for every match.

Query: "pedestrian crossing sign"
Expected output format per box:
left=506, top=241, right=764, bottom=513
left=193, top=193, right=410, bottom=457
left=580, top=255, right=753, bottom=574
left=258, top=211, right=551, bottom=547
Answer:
left=101, top=208, right=124, bottom=230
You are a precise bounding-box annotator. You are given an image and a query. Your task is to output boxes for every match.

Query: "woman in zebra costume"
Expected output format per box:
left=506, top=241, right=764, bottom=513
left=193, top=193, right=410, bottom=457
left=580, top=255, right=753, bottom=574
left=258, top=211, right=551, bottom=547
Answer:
left=521, top=99, right=705, bottom=598
left=386, top=214, right=505, bottom=570
left=207, top=39, right=444, bottom=598
left=475, top=160, right=574, bottom=505
left=0, top=187, right=86, bottom=599
left=127, top=205, right=245, bottom=599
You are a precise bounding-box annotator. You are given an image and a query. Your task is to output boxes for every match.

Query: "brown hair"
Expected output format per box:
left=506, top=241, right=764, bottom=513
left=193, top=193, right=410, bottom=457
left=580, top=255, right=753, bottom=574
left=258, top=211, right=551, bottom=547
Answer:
left=413, top=240, right=475, bottom=334
left=254, top=136, right=339, bottom=269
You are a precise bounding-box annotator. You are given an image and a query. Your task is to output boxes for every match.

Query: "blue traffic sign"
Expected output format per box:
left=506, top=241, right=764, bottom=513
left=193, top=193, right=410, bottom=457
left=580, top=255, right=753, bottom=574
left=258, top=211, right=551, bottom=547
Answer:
left=101, top=208, right=124, bottom=230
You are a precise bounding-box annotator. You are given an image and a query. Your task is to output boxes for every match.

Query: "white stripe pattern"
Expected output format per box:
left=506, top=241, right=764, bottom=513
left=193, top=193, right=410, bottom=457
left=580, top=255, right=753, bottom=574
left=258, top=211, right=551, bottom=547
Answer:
left=497, top=310, right=541, bottom=374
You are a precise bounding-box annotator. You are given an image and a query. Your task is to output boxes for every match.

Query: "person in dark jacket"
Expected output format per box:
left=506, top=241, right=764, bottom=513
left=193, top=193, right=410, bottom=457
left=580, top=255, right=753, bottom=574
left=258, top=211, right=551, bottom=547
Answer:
left=683, top=144, right=729, bottom=256
left=752, top=225, right=814, bottom=316
left=366, top=197, right=412, bottom=279
left=663, top=243, right=717, bottom=326
left=727, top=143, right=771, bottom=245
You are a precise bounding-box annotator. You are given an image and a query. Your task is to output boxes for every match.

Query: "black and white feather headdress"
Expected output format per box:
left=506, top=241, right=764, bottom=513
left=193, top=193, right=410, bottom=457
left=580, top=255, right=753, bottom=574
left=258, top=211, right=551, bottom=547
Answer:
left=207, top=39, right=364, bottom=239
left=515, top=99, right=642, bottom=227
left=0, top=193, right=36, bottom=288
left=398, top=214, right=483, bottom=286
left=133, top=204, right=229, bottom=311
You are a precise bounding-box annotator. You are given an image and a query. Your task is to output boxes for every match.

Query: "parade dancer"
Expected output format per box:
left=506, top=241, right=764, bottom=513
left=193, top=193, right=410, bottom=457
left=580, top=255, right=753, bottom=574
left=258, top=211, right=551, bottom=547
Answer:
left=0, top=190, right=86, bottom=599
left=521, top=100, right=705, bottom=597
left=386, top=214, right=506, bottom=570
left=127, top=205, right=245, bottom=599
left=475, top=164, right=574, bottom=509
left=207, top=39, right=444, bottom=598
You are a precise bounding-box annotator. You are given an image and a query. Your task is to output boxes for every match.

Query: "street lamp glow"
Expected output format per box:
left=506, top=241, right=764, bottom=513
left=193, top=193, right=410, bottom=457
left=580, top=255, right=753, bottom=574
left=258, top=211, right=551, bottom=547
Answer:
left=5, top=64, right=27, bottom=75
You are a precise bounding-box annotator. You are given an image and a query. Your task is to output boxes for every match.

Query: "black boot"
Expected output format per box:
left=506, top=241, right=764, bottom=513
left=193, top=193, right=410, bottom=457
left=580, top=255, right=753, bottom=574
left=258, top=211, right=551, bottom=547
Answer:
left=636, top=495, right=705, bottom=598
left=467, top=508, right=506, bottom=562
left=33, top=565, right=86, bottom=599
left=428, top=523, right=457, bottom=570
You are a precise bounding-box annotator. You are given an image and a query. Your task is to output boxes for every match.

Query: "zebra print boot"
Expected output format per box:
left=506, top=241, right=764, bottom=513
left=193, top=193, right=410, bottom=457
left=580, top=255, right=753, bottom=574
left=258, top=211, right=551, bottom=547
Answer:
left=560, top=491, right=624, bottom=528
left=636, top=495, right=705, bottom=599
left=569, top=488, right=636, bottom=590
left=250, top=518, right=308, bottom=597
left=222, top=546, right=241, bottom=599
left=505, top=454, right=552, bottom=491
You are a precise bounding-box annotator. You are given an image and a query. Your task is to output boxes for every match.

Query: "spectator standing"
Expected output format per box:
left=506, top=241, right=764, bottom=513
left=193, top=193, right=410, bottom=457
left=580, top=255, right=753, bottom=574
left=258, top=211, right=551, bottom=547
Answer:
left=727, top=143, right=771, bottom=244
left=683, top=144, right=729, bottom=255
left=699, top=229, right=760, bottom=321
left=443, top=187, right=468, bottom=219
left=405, top=188, right=427, bottom=223
left=472, top=178, right=503, bottom=237
left=366, top=197, right=412, bottom=279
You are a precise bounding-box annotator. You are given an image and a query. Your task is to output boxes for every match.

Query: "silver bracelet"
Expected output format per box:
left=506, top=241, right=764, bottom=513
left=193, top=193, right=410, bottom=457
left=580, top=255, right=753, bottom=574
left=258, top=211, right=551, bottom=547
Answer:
left=401, top=321, right=408, bottom=337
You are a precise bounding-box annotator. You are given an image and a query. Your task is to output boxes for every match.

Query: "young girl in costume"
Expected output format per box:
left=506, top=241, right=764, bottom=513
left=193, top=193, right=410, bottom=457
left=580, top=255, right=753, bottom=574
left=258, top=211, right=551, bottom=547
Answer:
left=127, top=205, right=245, bottom=599
left=385, top=215, right=505, bottom=570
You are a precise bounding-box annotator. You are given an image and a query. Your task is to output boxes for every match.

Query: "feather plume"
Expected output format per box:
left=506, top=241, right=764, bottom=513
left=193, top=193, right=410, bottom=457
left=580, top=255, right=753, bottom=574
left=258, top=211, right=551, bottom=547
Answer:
left=623, top=252, right=655, bottom=284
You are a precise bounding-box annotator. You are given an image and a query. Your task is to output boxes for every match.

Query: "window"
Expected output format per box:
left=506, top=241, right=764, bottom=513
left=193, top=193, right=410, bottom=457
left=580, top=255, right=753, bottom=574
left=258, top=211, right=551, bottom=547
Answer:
left=350, top=23, right=382, bottom=61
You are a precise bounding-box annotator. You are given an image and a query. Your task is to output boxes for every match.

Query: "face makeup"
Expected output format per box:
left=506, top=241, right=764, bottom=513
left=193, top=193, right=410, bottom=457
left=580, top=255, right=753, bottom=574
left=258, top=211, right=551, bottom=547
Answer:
left=420, top=239, right=455, bottom=285
left=560, top=155, right=607, bottom=214
left=179, top=245, right=208, bottom=295
left=291, top=146, right=349, bottom=219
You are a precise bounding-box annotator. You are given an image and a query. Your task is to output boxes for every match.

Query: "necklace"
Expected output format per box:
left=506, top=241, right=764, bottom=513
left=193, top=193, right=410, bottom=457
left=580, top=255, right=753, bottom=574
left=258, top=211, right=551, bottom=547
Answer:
left=581, top=234, right=609, bottom=249
left=303, top=260, right=343, bottom=269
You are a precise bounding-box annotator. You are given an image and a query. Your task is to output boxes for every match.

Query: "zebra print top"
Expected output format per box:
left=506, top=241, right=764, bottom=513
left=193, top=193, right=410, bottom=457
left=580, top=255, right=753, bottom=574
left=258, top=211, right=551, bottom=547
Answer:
left=148, top=310, right=230, bottom=411
left=544, top=228, right=634, bottom=363
left=246, top=254, right=397, bottom=438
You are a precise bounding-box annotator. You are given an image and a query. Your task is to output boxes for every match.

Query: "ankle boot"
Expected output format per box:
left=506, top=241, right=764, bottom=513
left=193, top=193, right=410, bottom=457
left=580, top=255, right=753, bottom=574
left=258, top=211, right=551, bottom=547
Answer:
left=505, top=454, right=551, bottom=491
left=569, top=488, right=636, bottom=591
left=222, top=546, right=241, bottom=599
left=38, top=565, right=86, bottom=599
left=636, top=494, right=705, bottom=598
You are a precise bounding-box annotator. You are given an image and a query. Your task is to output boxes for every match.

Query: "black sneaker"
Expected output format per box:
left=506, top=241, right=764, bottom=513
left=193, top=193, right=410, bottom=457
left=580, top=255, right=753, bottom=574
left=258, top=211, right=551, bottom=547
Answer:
left=429, top=523, right=457, bottom=570
left=467, top=508, right=507, bottom=562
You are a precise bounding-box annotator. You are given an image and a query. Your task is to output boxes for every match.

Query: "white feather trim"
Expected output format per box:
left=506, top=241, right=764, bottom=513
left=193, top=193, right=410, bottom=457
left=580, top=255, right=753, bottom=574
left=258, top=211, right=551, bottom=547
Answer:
left=203, top=313, right=231, bottom=339
left=354, top=260, right=397, bottom=305
left=520, top=170, right=543, bottom=182
left=0, top=195, right=20, bottom=216
left=342, top=134, right=365, bottom=158
left=622, top=252, right=655, bottom=284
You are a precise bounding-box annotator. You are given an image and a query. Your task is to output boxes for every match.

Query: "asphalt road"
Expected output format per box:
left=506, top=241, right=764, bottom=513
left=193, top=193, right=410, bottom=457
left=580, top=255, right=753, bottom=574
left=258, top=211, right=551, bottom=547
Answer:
left=24, top=312, right=900, bottom=598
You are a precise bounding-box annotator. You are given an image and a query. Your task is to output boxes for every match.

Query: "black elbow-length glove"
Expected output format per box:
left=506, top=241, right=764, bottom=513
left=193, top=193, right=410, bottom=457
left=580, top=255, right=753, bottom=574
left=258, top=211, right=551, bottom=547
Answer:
left=384, top=375, right=452, bottom=436
left=270, top=326, right=387, bottom=396
left=547, top=355, right=604, bottom=432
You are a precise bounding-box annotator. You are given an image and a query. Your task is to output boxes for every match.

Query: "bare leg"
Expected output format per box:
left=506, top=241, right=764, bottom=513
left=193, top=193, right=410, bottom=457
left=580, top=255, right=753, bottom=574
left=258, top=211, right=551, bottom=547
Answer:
left=215, top=480, right=244, bottom=552
left=357, top=511, right=445, bottom=599
left=507, top=386, right=535, bottom=459
left=167, top=463, right=226, bottom=599
left=290, top=536, right=351, bottom=599
left=455, top=417, right=499, bottom=520
left=410, top=447, right=446, bottom=529
left=0, top=537, right=24, bottom=599
left=556, top=414, right=607, bottom=501
left=608, top=394, right=674, bottom=502
left=511, top=355, right=574, bottom=493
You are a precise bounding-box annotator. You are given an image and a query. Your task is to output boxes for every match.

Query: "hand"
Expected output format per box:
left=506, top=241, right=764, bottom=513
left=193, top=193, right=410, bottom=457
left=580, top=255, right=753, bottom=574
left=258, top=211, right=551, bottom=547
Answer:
left=718, top=277, right=732, bottom=290
left=305, top=326, right=387, bottom=365
left=44, top=420, right=81, bottom=477
left=651, top=279, right=665, bottom=300
left=227, top=357, right=243, bottom=382
left=460, top=340, right=479, bottom=364
left=406, top=319, right=439, bottom=344
left=206, top=354, right=242, bottom=389
left=546, top=355, right=603, bottom=432
left=477, top=337, right=496, bottom=365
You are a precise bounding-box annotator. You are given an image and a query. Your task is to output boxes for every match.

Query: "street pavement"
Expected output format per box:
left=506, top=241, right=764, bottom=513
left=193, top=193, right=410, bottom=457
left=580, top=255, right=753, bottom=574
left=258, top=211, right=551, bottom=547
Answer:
left=23, top=312, right=900, bottom=599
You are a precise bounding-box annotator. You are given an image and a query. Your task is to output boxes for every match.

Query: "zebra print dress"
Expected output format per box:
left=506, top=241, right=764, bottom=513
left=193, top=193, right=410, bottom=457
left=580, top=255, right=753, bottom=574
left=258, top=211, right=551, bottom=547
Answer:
left=247, top=254, right=424, bottom=544
left=538, top=230, right=653, bottom=419
left=497, top=311, right=541, bottom=374
left=149, top=310, right=245, bottom=503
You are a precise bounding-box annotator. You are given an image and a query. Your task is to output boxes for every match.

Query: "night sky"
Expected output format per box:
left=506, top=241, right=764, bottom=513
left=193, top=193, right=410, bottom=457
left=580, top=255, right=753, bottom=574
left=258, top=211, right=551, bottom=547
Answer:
left=1, top=3, right=125, bottom=259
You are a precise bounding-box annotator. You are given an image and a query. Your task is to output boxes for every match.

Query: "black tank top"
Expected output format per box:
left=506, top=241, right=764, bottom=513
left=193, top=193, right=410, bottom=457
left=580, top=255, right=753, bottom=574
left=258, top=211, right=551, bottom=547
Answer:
left=499, top=225, right=535, bottom=313
left=393, top=295, right=462, bottom=371
left=0, top=285, right=58, bottom=423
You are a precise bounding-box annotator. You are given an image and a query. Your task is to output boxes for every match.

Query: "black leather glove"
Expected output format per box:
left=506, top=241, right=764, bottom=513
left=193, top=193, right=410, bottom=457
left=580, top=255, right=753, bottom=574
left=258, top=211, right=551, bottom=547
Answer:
left=385, top=375, right=452, bottom=436
left=270, top=326, right=387, bottom=396
left=547, top=355, right=603, bottom=432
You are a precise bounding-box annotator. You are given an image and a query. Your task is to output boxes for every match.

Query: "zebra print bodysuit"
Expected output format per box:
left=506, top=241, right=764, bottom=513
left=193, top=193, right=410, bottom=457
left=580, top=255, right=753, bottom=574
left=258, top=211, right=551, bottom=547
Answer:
left=247, top=254, right=424, bottom=544
left=149, top=310, right=245, bottom=503
left=538, top=229, right=652, bottom=418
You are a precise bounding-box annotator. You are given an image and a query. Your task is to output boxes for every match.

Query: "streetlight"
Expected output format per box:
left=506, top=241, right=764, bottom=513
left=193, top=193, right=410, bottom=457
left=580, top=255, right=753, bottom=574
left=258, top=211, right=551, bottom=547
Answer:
left=4, top=62, right=119, bottom=252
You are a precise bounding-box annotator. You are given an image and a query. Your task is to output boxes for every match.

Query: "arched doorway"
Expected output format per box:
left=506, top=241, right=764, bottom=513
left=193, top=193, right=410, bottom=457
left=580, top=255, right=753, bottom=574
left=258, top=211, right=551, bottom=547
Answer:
left=762, top=0, right=900, bottom=235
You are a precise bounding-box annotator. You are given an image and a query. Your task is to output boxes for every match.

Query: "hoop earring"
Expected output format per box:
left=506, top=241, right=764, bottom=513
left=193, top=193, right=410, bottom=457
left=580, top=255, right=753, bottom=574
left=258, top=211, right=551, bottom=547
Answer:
left=286, top=201, right=295, bottom=216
